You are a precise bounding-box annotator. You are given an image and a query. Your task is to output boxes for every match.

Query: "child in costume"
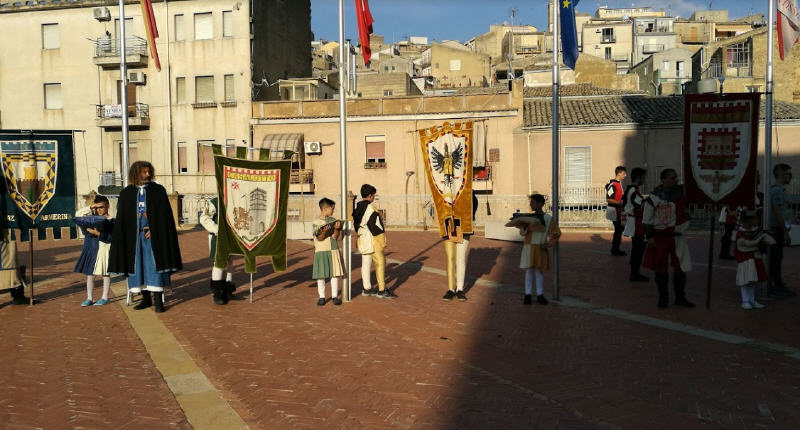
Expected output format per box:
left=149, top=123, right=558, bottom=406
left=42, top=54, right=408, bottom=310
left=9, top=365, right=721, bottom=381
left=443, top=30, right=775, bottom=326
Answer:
left=199, top=197, right=236, bottom=305
left=734, top=210, right=774, bottom=310
left=353, top=184, right=395, bottom=298
left=74, top=195, right=114, bottom=306
left=506, top=194, right=561, bottom=305
left=312, top=198, right=345, bottom=306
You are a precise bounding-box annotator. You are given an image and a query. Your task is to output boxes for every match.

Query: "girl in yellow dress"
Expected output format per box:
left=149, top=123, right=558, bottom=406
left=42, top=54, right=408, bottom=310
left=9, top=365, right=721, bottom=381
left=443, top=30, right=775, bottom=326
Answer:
left=506, top=194, right=561, bottom=305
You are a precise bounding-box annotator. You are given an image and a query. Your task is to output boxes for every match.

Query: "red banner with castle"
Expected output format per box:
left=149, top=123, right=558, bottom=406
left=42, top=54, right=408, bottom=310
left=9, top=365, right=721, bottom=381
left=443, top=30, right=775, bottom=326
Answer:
left=683, top=93, right=760, bottom=207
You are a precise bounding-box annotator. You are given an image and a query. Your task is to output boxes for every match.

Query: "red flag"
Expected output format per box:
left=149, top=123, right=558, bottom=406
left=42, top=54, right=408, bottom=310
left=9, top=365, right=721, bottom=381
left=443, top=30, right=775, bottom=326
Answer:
left=140, top=0, right=161, bottom=71
left=354, top=0, right=374, bottom=66
left=778, top=0, right=800, bottom=61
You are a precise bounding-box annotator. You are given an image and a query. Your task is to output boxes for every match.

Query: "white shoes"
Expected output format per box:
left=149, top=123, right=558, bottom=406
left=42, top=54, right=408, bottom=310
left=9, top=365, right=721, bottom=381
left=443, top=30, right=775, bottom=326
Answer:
left=741, top=301, right=765, bottom=310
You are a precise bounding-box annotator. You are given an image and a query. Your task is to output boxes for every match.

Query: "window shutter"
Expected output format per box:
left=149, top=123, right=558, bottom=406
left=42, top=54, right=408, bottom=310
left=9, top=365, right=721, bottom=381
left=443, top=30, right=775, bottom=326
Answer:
left=42, top=24, right=59, bottom=49
left=194, top=13, right=213, bottom=40
left=174, top=14, right=184, bottom=41
left=222, top=11, right=233, bottom=37
left=564, top=146, right=591, bottom=188
left=224, top=75, right=234, bottom=101
left=198, top=141, right=215, bottom=173
left=195, top=76, right=214, bottom=103
left=365, top=135, right=385, bottom=162
left=44, top=83, right=62, bottom=109
left=176, top=77, right=186, bottom=104
left=177, top=142, right=188, bottom=173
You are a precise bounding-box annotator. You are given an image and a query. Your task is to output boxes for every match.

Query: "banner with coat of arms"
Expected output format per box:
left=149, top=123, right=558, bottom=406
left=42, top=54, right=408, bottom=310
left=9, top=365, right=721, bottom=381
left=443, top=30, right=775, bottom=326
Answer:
left=419, top=121, right=474, bottom=241
left=213, top=156, right=290, bottom=273
left=1, top=130, right=77, bottom=241
left=683, top=93, right=759, bottom=207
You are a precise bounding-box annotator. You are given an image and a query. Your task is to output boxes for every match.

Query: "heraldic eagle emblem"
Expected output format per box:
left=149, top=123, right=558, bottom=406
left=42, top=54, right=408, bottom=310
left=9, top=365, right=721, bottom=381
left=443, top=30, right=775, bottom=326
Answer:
left=430, top=142, right=464, bottom=187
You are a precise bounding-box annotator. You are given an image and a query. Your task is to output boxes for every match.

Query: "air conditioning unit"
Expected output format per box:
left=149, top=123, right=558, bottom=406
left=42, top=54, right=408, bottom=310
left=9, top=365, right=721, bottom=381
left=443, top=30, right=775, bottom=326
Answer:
left=304, top=141, right=322, bottom=155
left=92, top=7, right=111, bottom=22
left=128, top=72, right=146, bottom=85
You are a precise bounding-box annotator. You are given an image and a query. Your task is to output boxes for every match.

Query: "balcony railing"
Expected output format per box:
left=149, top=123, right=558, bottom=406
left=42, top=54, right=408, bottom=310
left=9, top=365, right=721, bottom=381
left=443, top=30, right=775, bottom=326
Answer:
left=95, top=103, right=150, bottom=130
left=93, top=35, right=148, bottom=68
left=601, top=35, right=616, bottom=43
left=642, top=43, right=664, bottom=53
left=290, top=169, right=314, bottom=184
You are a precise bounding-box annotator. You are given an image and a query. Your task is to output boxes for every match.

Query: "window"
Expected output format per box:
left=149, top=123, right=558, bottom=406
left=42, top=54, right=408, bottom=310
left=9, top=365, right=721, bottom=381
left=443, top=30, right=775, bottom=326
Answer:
left=563, top=146, right=591, bottom=204
left=225, top=139, right=237, bottom=157
left=602, top=28, right=614, bottom=42
left=391, top=66, right=396, bottom=71
left=365, top=135, right=385, bottom=163
left=42, top=23, right=59, bottom=49
left=294, top=85, right=307, bottom=100
left=383, top=89, right=393, bottom=96
left=194, top=12, right=213, bottom=40
left=174, top=14, right=184, bottom=41
left=44, top=83, right=62, bottom=109
left=726, top=41, right=752, bottom=77
left=119, top=142, right=138, bottom=176
left=224, top=74, right=234, bottom=101
left=114, top=17, right=133, bottom=39
left=449, top=59, right=461, bottom=71
left=177, top=141, right=188, bottom=173
left=676, top=61, right=685, bottom=77
left=604, top=47, right=612, bottom=60
left=222, top=11, right=233, bottom=38
left=662, top=60, right=669, bottom=71
left=197, top=140, right=215, bottom=174
left=435, top=63, right=439, bottom=69
left=195, top=76, right=214, bottom=103
left=384, top=66, right=389, bottom=71
left=176, top=77, right=186, bottom=104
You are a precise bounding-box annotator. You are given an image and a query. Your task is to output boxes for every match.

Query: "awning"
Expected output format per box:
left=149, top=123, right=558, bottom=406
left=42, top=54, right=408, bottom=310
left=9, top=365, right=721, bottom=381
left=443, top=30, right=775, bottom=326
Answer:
left=257, top=133, right=304, bottom=161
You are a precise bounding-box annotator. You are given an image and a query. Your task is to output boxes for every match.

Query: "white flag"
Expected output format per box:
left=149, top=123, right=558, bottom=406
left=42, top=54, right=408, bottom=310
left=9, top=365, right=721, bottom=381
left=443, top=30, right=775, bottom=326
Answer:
left=778, top=0, right=800, bottom=60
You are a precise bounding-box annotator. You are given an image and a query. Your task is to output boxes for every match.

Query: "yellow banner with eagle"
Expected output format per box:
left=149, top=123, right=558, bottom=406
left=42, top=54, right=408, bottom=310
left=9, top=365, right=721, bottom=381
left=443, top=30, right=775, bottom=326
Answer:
left=419, top=121, right=474, bottom=242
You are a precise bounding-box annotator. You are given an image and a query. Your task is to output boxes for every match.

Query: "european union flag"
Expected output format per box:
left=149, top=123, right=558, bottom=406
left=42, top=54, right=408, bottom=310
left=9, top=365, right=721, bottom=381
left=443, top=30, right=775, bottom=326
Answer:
left=560, top=0, right=580, bottom=69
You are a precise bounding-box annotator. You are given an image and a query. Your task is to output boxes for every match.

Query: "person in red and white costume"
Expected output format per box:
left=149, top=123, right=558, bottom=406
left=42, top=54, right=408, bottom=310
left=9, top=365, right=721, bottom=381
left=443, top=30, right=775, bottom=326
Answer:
left=642, top=168, right=695, bottom=308
left=605, top=166, right=627, bottom=256
left=623, top=167, right=649, bottom=282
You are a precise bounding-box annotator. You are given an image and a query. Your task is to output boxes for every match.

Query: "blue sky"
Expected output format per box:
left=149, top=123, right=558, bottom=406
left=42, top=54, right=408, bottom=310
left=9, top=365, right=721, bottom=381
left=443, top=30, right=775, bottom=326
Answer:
left=311, top=0, right=767, bottom=44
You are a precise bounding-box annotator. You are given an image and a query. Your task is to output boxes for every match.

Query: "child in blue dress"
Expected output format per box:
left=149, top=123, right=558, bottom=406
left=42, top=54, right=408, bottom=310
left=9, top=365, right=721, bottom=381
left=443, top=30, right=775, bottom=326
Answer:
left=74, top=195, right=114, bottom=306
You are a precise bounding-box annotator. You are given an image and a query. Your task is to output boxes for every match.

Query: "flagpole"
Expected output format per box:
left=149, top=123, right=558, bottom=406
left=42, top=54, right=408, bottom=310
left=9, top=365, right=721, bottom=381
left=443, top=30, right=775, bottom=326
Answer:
left=119, top=0, right=130, bottom=187
left=338, top=0, right=352, bottom=302
left=552, top=0, right=560, bottom=301
left=764, top=0, right=775, bottom=231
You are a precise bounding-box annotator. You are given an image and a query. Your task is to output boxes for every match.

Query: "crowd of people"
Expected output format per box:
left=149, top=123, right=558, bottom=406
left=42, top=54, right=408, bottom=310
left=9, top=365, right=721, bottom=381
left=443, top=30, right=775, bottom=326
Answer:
left=1, top=160, right=795, bottom=312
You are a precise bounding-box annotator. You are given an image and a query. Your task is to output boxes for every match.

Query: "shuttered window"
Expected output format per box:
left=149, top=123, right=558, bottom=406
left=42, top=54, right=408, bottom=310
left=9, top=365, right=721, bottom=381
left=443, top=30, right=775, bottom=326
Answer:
left=42, top=23, right=59, bottom=49
left=176, top=77, right=186, bottom=104
left=44, top=83, right=62, bottom=109
left=564, top=146, right=591, bottom=188
left=222, top=11, right=233, bottom=37
left=174, top=14, right=184, bottom=41
left=114, top=18, right=134, bottom=39
left=177, top=142, right=188, bottom=173
left=119, top=142, right=138, bottom=176
left=197, top=140, right=215, bottom=174
left=365, top=135, right=385, bottom=163
left=224, top=74, right=234, bottom=101
left=195, top=76, right=214, bottom=103
left=194, top=12, right=213, bottom=40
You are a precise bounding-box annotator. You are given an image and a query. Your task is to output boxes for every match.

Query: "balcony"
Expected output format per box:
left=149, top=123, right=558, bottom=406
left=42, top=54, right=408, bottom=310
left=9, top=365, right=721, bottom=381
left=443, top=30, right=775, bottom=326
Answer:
left=93, top=36, right=148, bottom=69
left=601, top=35, right=616, bottom=43
left=642, top=43, right=664, bottom=54
left=95, top=103, right=150, bottom=130
left=289, top=168, right=314, bottom=193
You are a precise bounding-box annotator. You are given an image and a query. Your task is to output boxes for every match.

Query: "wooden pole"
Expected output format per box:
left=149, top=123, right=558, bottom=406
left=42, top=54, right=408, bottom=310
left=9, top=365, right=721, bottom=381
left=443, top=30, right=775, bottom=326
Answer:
left=705, top=205, right=716, bottom=309
left=28, top=229, right=34, bottom=305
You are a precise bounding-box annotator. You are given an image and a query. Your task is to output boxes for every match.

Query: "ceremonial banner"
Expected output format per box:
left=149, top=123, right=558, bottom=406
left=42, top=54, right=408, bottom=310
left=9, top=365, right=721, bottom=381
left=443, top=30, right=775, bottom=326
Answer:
left=683, top=94, right=759, bottom=207
left=778, top=0, right=800, bottom=61
left=213, top=156, right=290, bottom=273
left=419, top=121, right=474, bottom=241
left=1, top=130, right=77, bottom=241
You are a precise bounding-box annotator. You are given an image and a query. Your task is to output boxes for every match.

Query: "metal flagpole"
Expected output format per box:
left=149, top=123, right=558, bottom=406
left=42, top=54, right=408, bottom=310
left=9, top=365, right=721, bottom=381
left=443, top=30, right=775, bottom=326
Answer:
left=764, top=0, right=775, bottom=231
left=551, top=0, right=561, bottom=301
left=119, top=0, right=130, bottom=187
left=338, top=0, right=352, bottom=302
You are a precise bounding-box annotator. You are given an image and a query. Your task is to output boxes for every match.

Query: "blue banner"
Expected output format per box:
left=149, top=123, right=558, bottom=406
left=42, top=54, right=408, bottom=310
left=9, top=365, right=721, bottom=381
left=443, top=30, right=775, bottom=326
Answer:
left=560, top=0, right=580, bottom=70
left=1, top=130, right=77, bottom=241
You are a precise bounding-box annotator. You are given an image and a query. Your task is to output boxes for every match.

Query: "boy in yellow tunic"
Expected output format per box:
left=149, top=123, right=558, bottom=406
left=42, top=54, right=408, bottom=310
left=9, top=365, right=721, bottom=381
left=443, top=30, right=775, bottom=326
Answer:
left=506, top=194, right=561, bottom=305
left=312, top=198, right=345, bottom=306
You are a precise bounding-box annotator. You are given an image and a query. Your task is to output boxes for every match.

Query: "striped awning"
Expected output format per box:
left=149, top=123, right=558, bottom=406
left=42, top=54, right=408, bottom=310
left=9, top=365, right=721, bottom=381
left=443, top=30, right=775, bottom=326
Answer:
left=257, top=133, right=304, bottom=160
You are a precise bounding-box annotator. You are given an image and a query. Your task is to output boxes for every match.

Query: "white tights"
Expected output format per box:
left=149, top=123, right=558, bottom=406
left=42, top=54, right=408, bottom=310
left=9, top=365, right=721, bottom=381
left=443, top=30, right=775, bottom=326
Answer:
left=86, top=275, right=111, bottom=301
left=524, top=268, right=543, bottom=296
left=211, top=265, right=233, bottom=282
left=317, top=277, right=340, bottom=298
left=456, top=238, right=470, bottom=291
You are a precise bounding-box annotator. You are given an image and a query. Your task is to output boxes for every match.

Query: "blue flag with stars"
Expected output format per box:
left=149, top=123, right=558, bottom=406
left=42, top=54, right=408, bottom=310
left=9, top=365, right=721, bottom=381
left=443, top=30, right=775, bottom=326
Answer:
left=560, top=0, right=580, bottom=69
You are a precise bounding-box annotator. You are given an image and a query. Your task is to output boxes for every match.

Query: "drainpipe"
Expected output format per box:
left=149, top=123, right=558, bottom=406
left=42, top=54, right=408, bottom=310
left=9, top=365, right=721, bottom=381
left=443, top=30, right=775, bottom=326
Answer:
left=526, top=131, right=532, bottom=195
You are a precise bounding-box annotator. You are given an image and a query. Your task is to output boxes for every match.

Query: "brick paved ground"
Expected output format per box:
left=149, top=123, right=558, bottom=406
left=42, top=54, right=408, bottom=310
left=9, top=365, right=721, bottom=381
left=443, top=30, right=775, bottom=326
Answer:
left=2, top=227, right=799, bottom=429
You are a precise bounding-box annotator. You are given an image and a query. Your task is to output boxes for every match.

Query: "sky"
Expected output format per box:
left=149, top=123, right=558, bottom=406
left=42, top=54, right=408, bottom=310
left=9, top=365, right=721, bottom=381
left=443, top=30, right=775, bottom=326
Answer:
left=311, top=0, right=768, bottom=44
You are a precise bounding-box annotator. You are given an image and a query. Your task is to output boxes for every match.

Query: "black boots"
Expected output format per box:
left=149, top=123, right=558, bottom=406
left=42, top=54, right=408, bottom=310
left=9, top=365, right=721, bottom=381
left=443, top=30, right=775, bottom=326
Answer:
left=9, top=285, right=28, bottom=305
left=655, top=273, right=669, bottom=308
left=153, top=291, right=165, bottom=313
left=134, top=290, right=152, bottom=310
left=210, top=279, right=228, bottom=305
left=673, top=273, right=695, bottom=308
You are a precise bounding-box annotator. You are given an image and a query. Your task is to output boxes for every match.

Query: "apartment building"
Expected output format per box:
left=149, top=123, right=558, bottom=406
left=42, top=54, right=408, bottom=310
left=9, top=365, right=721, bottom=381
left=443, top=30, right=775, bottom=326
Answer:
left=420, top=41, right=490, bottom=88
left=0, top=0, right=310, bottom=218
left=582, top=20, right=633, bottom=73
left=631, top=17, right=677, bottom=65
left=629, top=47, right=693, bottom=95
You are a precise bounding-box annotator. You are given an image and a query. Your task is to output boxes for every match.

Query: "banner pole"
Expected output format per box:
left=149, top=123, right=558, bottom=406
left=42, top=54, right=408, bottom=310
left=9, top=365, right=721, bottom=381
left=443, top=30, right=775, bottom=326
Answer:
left=29, top=229, right=34, bottom=305
left=338, top=0, right=352, bottom=302
left=764, top=0, right=775, bottom=231
left=249, top=273, right=253, bottom=303
left=552, top=0, right=560, bottom=301
left=119, top=0, right=130, bottom=187
left=706, top=204, right=716, bottom=309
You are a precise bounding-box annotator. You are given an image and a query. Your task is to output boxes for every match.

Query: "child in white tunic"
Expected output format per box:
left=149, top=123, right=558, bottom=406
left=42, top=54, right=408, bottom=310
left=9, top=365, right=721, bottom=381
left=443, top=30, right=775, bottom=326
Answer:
left=734, top=211, right=774, bottom=309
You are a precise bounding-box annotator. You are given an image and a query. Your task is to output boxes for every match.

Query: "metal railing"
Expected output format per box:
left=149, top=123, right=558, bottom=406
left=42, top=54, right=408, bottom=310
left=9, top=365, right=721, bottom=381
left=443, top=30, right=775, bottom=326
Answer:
left=290, top=169, right=314, bottom=184
left=95, top=103, right=150, bottom=119
left=601, top=35, right=616, bottom=43
left=94, top=35, right=148, bottom=58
